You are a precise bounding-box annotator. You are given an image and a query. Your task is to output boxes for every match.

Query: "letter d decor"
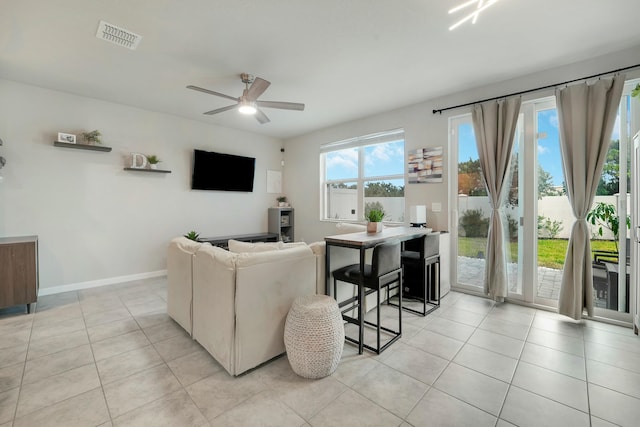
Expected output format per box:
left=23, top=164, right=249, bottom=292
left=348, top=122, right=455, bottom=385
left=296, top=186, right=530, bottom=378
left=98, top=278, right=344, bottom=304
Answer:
left=130, top=152, right=148, bottom=169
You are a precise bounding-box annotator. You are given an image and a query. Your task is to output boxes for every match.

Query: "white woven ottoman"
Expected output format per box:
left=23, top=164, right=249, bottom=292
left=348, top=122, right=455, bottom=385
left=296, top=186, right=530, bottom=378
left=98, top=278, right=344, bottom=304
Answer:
left=284, top=295, right=345, bottom=379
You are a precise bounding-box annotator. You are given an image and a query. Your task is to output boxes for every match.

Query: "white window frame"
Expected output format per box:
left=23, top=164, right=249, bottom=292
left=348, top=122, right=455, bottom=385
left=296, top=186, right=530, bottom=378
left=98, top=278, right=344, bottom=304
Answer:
left=320, top=129, right=405, bottom=223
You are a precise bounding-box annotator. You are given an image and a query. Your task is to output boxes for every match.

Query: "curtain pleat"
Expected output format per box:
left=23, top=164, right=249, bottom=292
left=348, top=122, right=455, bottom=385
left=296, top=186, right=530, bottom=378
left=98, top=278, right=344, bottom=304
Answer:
left=556, top=76, right=625, bottom=319
left=472, top=97, right=521, bottom=299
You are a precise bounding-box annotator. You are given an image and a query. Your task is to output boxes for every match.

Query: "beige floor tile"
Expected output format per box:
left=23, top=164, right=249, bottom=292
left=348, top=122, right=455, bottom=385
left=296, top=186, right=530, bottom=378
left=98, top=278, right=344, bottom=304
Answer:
left=587, top=358, right=640, bottom=399
left=133, top=311, right=171, bottom=329
left=258, top=357, right=347, bottom=420
left=590, top=416, right=618, bottom=427
left=0, top=362, right=24, bottom=393
left=407, top=388, right=497, bottom=427
left=33, top=304, right=83, bottom=325
left=531, top=315, right=585, bottom=338
left=0, top=344, right=27, bottom=369
left=468, top=329, right=525, bottom=359
left=112, top=389, right=208, bottom=427
left=585, top=340, right=640, bottom=374
left=352, top=363, right=428, bottom=418
left=87, top=318, right=141, bottom=343
left=22, top=344, right=94, bottom=385
left=0, top=329, right=31, bottom=351
left=27, top=329, right=89, bottom=360
left=80, top=296, right=126, bottom=315
left=438, top=306, right=486, bottom=327
left=13, top=387, right=109, bottom=427
left=408, top=329, right=465, bottom=360
left=382, top=342, right=448, bottom=385
left=103, top=364, right=182, bottom=418
left=453, top=343, right=518, bottom=383
left=91, top=329, right=150, bottom=361
left=330, top=348, right=381, bottom=387
left=153, top=333, right=202, bottom=362
left=96, top=345, right=164, bottom=385
left=167, top=347, right=223, bottom=387
left=452, top=295, right=495, bottom=315
left=29, top=316, right=86, bottom=341
left=434, top=363, right=508, bottom=416
left=521, top=342, right=586, bottom=380
left=589, top=383, right=640, bottom=427
left=479, top=316, right=530, bottom=340
left=0, top=387, right=19, bottom=424
left=186, top=370, right=268, bottom=421
left=526, top=328, right=584, bottom=357
left=124, top=295, right=166, bottom=316
left=84, top=307, right=132, bottom=329
left=15, top=364, right=100, bottom=418
left=142, top=318, right=187, bottom=343
left=423, top=316, right=476, bottom=342
left=512, top=361, right=588, bottom=412
left=209, top=390, right=305, bottom=427
left=309, top=388, right=401, bottom=426
left=501, top=386, right=590, bottom=427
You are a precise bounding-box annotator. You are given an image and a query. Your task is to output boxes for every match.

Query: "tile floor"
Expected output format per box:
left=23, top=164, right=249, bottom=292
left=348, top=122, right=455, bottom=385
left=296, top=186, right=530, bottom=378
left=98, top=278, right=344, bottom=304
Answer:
left=1, top=277, right=640, bottom=426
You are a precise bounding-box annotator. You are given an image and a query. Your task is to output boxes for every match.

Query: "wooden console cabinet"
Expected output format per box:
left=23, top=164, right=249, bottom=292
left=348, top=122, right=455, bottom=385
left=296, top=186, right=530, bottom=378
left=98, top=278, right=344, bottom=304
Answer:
left=0, top=236, right=39, bottom=313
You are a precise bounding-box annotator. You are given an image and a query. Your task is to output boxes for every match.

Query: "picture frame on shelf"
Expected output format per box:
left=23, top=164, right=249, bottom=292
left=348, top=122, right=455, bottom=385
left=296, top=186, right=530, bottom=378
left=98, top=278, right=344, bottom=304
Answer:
left=57, top=132, right=76, bottom=144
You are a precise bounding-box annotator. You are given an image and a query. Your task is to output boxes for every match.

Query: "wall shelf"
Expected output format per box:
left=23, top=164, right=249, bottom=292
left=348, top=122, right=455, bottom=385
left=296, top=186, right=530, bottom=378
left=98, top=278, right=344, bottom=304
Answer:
left=124, top=167, right=171, bottom=174
left=54, top=141, right=112, bottom=152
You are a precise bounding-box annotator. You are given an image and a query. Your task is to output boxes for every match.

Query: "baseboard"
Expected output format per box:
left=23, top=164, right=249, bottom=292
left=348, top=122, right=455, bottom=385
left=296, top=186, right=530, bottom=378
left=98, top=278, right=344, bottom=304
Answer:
left=38, top=270, right=167, bottom=296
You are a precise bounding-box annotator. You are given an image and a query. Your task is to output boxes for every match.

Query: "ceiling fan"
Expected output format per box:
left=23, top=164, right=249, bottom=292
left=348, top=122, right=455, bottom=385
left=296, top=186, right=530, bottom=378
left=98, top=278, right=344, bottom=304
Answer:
left=187, top=73, right=305, bottom=124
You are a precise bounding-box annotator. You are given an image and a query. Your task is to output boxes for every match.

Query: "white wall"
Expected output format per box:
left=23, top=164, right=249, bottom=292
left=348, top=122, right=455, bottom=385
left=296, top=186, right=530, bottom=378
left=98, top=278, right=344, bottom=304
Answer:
left=0, top=79, right=284, bottom=291
left=283, top=45, right=640, bottom=244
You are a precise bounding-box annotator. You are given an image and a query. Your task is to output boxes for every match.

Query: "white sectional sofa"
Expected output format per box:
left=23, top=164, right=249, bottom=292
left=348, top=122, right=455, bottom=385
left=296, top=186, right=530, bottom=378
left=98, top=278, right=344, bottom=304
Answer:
left=167, top=238, right=316, bottom=376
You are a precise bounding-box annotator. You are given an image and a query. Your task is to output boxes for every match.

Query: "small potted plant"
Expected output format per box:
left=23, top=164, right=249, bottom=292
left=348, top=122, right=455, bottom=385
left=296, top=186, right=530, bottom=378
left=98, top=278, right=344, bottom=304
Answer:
left=184, top=231, right=200, bottom=241
left=146, top=155, right=161, bottom=170
left=277, top=196, right=288, bottom=207
left=365, top=209, right=385, bottom=233
left=81, top=130, right=102, bottom=145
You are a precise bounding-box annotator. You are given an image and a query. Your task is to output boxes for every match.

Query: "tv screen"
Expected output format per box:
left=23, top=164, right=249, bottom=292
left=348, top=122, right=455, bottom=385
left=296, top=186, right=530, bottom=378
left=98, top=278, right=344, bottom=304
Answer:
left=191, top=149, right=256, bottom=192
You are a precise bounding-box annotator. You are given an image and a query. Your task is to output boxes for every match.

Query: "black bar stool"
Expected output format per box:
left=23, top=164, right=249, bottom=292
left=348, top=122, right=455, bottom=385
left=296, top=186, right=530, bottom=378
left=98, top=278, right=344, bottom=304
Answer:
left=332, top=240, right=402, bottom=354
left=389, top=233, right=440, bottom=316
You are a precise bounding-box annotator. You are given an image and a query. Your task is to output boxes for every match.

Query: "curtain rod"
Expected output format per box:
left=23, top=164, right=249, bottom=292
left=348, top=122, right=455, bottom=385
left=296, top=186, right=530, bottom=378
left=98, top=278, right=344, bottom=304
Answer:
left=432, top=62, right=640, bottom=115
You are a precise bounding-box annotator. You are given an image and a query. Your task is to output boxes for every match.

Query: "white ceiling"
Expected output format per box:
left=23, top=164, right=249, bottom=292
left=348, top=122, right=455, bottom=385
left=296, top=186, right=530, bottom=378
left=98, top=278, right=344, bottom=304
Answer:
left=2, top=0, right=639, bottom=139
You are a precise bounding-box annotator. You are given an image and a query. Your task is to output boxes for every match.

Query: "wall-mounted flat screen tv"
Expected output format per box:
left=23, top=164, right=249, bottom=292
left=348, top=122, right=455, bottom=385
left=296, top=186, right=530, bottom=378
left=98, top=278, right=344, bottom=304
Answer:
left=191, top=149, right=256, bottom=192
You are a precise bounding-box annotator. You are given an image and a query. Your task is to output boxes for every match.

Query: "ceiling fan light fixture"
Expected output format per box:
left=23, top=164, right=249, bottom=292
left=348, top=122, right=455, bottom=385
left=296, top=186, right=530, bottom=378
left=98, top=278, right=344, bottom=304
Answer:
left=238, top=98, right=257, bottom=115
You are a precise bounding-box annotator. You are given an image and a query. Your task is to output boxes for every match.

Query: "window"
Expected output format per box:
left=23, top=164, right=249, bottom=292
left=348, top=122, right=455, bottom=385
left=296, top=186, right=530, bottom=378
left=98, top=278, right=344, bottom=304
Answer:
left=320, top=129, right=405, bottom=222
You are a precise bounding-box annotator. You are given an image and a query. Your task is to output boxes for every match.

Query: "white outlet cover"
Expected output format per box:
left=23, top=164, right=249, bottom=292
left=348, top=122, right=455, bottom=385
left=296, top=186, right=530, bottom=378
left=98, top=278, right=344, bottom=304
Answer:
left=432, top=202, right=442, bottom=212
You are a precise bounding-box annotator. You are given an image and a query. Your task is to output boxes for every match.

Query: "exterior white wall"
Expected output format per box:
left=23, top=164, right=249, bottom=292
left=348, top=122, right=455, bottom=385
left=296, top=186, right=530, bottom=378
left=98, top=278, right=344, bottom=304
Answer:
left=0, top=79, right=283, bottom=291
left=459, top=195, right=629, bottom=240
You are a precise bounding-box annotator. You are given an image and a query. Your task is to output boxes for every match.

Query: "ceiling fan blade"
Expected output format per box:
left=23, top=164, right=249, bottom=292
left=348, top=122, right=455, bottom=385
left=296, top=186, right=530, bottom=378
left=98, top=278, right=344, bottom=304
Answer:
left=256, top=100, right=305, bottom=111
left=187, top=85, right=238, bottom=102
left=246, top=77, right=271, bottom=100
left=203, top=104, right=237, bottom=115
left=255, top=108, right=270, bottom=124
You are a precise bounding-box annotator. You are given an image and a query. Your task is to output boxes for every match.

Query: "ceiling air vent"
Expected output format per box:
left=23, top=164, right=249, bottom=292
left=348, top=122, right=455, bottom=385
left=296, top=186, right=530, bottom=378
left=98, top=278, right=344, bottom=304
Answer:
left=95, top=20, right=142, bottom=50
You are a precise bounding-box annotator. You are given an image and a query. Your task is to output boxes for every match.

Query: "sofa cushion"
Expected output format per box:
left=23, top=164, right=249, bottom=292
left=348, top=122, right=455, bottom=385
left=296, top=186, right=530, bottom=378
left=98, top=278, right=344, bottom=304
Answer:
left=228, top=239, right=281, bottom=253
left=335, top=222, right=367, bottom=234
left=236, top=245, right=313, bottom=268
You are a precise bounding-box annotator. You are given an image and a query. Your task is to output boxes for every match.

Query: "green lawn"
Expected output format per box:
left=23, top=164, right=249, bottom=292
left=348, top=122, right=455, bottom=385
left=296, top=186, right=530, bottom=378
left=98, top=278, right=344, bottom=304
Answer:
left=458, top=237, right=618, bottom=269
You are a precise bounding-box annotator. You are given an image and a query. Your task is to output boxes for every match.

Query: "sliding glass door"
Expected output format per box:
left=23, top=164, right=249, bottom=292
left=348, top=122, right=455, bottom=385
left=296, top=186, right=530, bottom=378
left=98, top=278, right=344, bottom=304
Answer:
left=450, top=84, right=639, bottom=323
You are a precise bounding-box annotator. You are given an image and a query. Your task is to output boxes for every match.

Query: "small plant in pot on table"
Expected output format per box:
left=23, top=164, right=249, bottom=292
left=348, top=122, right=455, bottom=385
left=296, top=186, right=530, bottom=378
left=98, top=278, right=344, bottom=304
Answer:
left=277, top=196, right=288, bottom=207
left=365, top=209, right=385, bottom=233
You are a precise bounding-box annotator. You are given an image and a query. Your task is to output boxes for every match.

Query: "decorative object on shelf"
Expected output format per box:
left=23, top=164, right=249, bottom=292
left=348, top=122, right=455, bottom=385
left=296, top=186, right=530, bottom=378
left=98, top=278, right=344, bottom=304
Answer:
left=57, top=132, right=76, bottom=144
left=184, top=231, right=200, bottom=241
left=81, top=130, right=102, bottom=145
left=408, top=146, right=443, bottom=184
left=145, top=154, right=161, bottom=170
left=129, top=152, right=148, bottom=169
left=277, top=196, right=288, bottom=207
left=365, top=208, right=385, bottom=233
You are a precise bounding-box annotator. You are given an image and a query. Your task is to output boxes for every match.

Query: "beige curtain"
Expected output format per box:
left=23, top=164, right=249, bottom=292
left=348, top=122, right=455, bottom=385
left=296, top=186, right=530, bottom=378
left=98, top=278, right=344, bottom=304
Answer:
left=472, top=97, right=521, bottom=299
left=556, top=76, right=625, bottom=320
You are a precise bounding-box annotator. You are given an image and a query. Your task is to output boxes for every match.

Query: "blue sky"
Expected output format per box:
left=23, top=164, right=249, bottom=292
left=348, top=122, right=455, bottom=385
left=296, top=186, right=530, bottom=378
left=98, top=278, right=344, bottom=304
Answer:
left=459, top=107, right=622, bottom=187
left=325, top=140, right=405, bottom=181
